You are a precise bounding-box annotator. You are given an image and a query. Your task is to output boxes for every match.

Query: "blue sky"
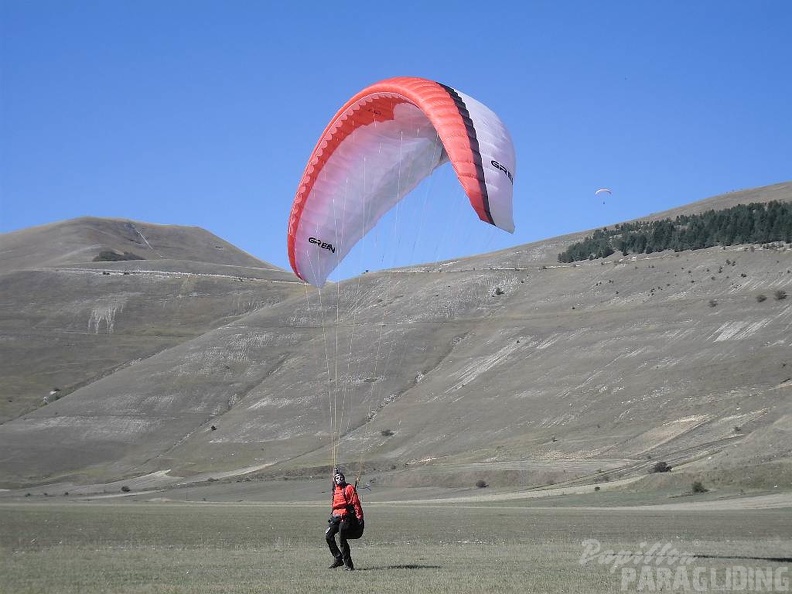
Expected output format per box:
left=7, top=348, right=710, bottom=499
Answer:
left=2, top=1, right=791, bottom=282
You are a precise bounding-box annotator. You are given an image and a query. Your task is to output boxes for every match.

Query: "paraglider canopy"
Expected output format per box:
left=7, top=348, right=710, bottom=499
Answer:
left=287, top=76, right=516, bottom=288
left=595, top=188, right=612, bottom=204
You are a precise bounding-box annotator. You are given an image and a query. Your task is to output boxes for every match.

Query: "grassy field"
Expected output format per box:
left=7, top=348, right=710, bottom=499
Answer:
left=2, top=499, right=791, bottom=593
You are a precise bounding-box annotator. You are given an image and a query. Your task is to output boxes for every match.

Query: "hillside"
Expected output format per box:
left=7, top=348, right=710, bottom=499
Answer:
left=0, top=218, right=302, bottom=424
left=0, top=183, right=791, bottom=493
left=0, top=217, right=274, bottom=272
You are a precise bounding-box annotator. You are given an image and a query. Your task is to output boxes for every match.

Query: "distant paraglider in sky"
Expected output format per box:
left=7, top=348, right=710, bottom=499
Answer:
left=595, top=188, right=612, bottom=204
left=287, top=76, right=517, bottom=288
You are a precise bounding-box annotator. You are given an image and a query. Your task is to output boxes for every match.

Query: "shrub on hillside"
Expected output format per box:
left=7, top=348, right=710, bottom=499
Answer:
left=93, top=250, right=145, bottom=262
left=691, top=481, right=708, bottom=494
left=649, top=461, right=672, bottom=474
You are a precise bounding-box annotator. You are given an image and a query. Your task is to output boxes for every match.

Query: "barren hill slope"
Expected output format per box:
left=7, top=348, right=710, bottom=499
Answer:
left=0, top=218, right=301, bottom=423
left=1, top=183, right=791, bottom=491
left=0, top=216, right=273, bottom=271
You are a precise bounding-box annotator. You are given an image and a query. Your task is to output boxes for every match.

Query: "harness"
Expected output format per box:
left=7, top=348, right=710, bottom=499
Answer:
left=326, top=476, right=365, bottom=541
left=333, top=484, right=355, bottom=518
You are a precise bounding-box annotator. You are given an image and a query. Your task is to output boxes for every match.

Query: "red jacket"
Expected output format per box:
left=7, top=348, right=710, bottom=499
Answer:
left=331, top=483, right=364, bottom=520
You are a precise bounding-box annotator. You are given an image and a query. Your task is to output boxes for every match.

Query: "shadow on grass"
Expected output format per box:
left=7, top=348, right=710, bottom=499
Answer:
left=358, top=564, right=443, bottom=571
left=695, top=554, right=792, bottom=563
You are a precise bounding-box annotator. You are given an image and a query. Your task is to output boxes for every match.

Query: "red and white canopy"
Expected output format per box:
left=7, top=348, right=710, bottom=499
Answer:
left=287, top=76, right=516, bottom=287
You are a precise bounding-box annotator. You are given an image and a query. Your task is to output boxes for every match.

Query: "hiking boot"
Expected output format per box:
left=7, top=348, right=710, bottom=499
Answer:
left=328, top=558, right=344, bottom=569
left=344, top=562, right=355, bottom=571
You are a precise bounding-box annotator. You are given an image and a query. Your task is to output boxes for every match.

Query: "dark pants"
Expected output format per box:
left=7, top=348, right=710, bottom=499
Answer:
left=325, top=515, right=357, bottom=567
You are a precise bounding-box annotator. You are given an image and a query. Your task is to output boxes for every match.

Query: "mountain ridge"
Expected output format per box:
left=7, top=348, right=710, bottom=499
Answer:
left=0, top=216, right=283, bottom=272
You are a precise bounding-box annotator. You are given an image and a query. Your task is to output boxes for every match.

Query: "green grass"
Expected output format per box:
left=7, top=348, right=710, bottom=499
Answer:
left=1, top=501, right=791, bottom=593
